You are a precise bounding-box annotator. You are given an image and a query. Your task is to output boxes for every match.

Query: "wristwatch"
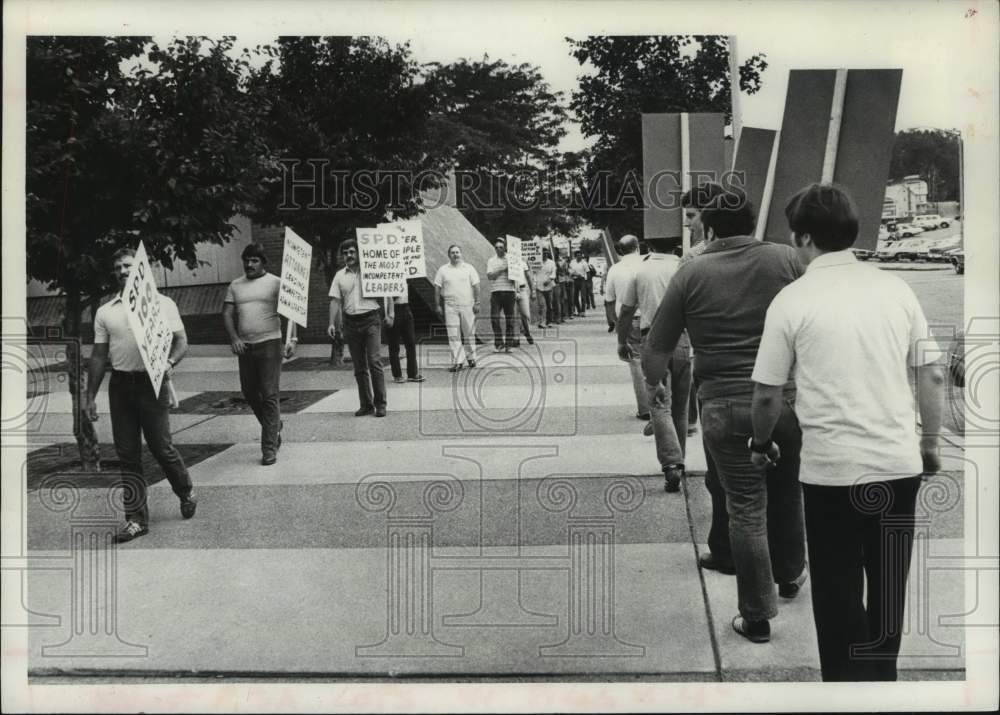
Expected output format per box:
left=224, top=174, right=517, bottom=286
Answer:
left=747, top=436, right=773, bottom=454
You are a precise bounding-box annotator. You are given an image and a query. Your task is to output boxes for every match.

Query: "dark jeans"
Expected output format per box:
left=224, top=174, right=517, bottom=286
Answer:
left=490, top=291, right=517, bottom=347
left=704, top=439, right=730, bottom=561
left=560, top=282, right=573, bottom=317
left=344, top=310, right=386, bottom=409
left=585, top=278, right=595, bottom=309
left=642, top=333, right=691, bottom=469
left=238, top=338, right=283, bottom=456
left=538, top=289, right=554, bottom=325
left=803, top=476, right=921, bottom=681
left=700, top=394, right=806, bottom=621
left=573, top=277, right=586, bottom=314
left=386, top=304, right=419, bottom=379
left=109, top=371, right=193, bottom=527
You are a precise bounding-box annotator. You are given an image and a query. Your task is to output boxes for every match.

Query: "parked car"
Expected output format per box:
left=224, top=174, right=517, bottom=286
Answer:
left=851, top=247, right=875, bottom=261
left=912, top=214, right=950, bottom=231
left=948, top=247, right=964, bottom=274
left=894, top=223, right=925, bottom=238
left=876, top=238, right=930, bottom=262
left=926, top=237, right=962, bottom=262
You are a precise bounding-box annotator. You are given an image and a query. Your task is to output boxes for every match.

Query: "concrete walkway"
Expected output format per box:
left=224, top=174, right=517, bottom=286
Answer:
left=21, top=311, right=967, bottom=681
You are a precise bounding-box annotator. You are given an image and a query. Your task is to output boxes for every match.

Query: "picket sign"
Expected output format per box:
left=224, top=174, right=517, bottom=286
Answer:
left=277, top=227, right=313, bottom=347
left=377, top=220, right=426, bottom=279
left=122, top=242, right=175, bottom=398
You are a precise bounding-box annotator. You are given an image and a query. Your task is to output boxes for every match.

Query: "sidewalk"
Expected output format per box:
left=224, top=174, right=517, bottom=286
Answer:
left=20, top=311, right=967, bottom=681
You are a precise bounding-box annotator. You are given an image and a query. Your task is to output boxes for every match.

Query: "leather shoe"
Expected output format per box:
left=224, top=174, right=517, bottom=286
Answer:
left=779, top=569, right=808, bottom=598
left=643, top=421, right=654, bottom=437
left=355, top=406, right=375, bottom=417
left=664, top=465, right=683, bottom=493
left=375, top=406, right=386, bottom=417
left=732, top=616, right=770, bottom=643
left=698, top=551, right=735, bottom=575
left=261, top=453, right=277, bottom=466
left=180, top=495, right=197, bottom=519
left=636, top=412, right=650, bottom=420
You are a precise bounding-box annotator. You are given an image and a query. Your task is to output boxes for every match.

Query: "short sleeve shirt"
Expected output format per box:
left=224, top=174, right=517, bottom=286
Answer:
left=433, top=262, right=480, bottom=307
left=328, top=267, right=382, bottom=315
left=603, top=253, right=643, bottom=318
left=619, top=252, right=681, bottom=330
left=486, top=255, right=516, bottom=292
left=752, top=250, right=942, bottom=486
left=94, top=293, right=184, bottom=371
left=224, top=273, right=282, bottom=344
left=539, top=259, right=557, bottom=290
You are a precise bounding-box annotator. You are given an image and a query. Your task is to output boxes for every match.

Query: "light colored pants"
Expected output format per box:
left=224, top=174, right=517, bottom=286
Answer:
left=444, top=303, right=477, bottom=364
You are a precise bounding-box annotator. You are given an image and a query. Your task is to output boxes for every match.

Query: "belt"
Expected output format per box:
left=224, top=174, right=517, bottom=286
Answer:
left=344, top=309, right=379, bottom=320
left=111, top=368, right=148, bottom=375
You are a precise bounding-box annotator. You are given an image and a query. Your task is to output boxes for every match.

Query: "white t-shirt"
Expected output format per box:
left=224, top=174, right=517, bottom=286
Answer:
left=603, top=253, right=643, bottom=318
left=434, top=261, right=481, bottom=307
left=752, top=250, right=941, bottom=486
left=224, top=272, right=282, bottom=343
left=94, top=293, right=184, bottom=371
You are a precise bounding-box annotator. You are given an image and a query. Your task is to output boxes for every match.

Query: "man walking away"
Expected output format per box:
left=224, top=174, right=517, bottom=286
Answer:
left=387, top=281, right=425, bottom=384
left=603, top=234, right=649, bottom=420
left=433, top=244, right=481, bottom=371
left=327, top=239, right=392, bottom=417
left=643, top=189, right=806, bottom=645
left=86, top=247, right=196, bottom=543
left=617, top=239, right=690, bottom=492
left=751, top=183, right=944, bottom=680
left=222, top=243, right=296, bottom=466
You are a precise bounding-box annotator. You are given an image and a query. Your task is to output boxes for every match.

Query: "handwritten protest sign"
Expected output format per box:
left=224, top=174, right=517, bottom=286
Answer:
left=358, top=227, right=407, bottom=298
left=506, top=235, right=527, bottom=286
left=122, top=242, right=174, bottom=396
left=377, top=220, right=425, bottom=278
left=520, top=238, right=542, bottom=268
left=277, top=227, right=313, bottom=327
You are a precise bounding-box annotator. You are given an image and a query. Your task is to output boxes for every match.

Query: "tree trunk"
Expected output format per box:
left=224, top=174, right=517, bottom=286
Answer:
left=64, top=285, right=101, bottom=471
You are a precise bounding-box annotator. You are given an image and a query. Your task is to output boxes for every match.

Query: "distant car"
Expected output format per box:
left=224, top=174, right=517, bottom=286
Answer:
left=912, top=214, right=950, bottom=231
left=851, top=247, right=874, bottom=261
left=948, top=247, right=964, bottom=274
left=894, top=223, right=925, bottom=238
left=926, top=237, right=962, bottom=262
left=876, top=238, right=930, bottom=262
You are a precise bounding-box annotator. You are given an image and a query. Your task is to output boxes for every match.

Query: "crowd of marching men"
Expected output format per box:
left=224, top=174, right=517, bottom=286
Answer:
left=84, top=180, right=945, bottom=683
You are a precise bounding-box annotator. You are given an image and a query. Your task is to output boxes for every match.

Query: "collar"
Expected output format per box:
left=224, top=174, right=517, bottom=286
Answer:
left=806, top=249, right=858, bottom=272
left=110, top=292, right=124, bottom=305
left=700, top=235, right=757, bottom=255
left=343, top=264, right=360, bottom=274
left=643, top=251, right=679, bottom=261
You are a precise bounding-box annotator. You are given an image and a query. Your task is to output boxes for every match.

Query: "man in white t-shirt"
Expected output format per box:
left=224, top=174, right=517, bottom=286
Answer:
left=86, top=247, right=196, bottom=543
left=433, top=244, right=481, bottom=371
left=537, top=248, right=557, bottom=327
left=751, top=183, right=944, bottom=681
left=222, top=242, right=296, bottom=465
left=603, top=234, right=648, bottom=419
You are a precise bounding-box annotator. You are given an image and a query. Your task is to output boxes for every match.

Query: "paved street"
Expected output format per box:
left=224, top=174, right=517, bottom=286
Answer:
left=19, top=280, right=968, bottom=682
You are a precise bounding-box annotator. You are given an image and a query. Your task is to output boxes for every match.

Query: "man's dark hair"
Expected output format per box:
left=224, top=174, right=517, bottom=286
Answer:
left=699, top=190, right=757, bottom=239
left=447, top=244, right=461, bottom=254
left=784, top=183, right=859, bottom=250
left=340, top=239, right=358, bottom=254
left=681, top=182, right=729, bottom=210
left=241, top=242, right=268, bottom=263
left=111, top=247, right=136, bottom=263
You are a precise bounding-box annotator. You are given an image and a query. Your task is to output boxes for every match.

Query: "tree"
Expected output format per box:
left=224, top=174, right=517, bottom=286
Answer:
left=567, top=36, right=768, bottom=238
left=26, top=36, right=272, bottom=468
left=889, top=129, right=961, bottom=202
left=423, top=57, right=582, bottom=241
left=248, top=36, right=448, bottom=288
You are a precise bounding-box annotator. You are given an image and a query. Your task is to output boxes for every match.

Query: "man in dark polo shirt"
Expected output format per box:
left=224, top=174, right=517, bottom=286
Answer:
left=642, top=190, right=807, bottom=644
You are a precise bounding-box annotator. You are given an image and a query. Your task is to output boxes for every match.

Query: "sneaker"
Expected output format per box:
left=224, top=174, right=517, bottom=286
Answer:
left=467, top=359, right=477, bottom=368
left=636, top=412, right=650, bottom=420
left=393, top=376, right=407, bottom=384
left=664, top=465, right=683, bottom=493
left=494, top=346, right=505, bottom=353
left=687, top=424, right=698, bottom=437
left=526, top=335, right=534, bottom=345
left=114, top=520, right=148, bottom=543
left=375, top=406, right=387, bottom=417
left=355, top=406, right=375, bottom=416
left=261, top=453, right=277, bottom=466
left=448, top=364, right=463, bottom=373
left=407, top=375, right=426, bottom=383
left=732, top=616, right=770, bottom=644
left=180, top=495, right=197, bottom=519
left=698, top=551, right=735, bottom=575
left=538, top=323, right=546, bottom=330
left=643, top=421, right=654, bottom=437
left=778, top=569, right=808, bottom=599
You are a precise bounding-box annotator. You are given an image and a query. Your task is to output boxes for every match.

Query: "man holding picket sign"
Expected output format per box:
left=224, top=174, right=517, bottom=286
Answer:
left=222, top=239, right=300, bottom=466
left=86, top=245, right=196, bottom=544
